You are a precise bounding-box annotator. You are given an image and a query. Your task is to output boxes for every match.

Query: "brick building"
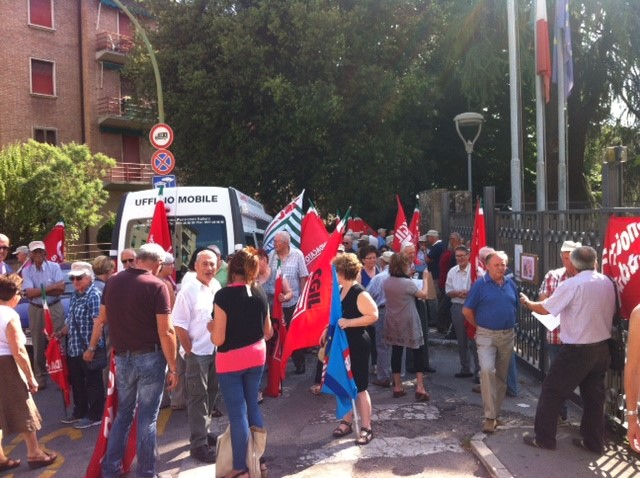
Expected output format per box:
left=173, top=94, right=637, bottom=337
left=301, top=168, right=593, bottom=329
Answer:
left=0, top=0, right=156, bottom=248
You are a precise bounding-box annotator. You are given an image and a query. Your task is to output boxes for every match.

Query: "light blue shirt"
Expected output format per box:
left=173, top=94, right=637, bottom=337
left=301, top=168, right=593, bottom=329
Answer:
left=22, top=260, right=64, bottom=304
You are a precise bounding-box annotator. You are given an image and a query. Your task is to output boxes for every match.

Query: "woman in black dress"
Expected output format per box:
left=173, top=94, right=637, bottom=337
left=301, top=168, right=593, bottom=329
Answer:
left=325, top=253, right=378, bottom=445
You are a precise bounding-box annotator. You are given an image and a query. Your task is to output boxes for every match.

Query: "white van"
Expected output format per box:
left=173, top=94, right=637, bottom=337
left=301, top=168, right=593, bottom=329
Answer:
left=111, top=186, right=272, bottom=279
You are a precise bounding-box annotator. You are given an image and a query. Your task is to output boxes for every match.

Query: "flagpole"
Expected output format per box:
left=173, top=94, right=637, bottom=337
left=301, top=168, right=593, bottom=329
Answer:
left=557, top=29, right=568, bottom=211
left=507, top=0, right=523, bottom=212
left=534, top=0, right=547, bottom=212
left=351, top=399, right=360, bottom=437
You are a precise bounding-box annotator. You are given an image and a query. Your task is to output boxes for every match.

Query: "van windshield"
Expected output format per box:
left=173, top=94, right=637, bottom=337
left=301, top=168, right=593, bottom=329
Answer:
left=125, top=215, right=228, bottom=279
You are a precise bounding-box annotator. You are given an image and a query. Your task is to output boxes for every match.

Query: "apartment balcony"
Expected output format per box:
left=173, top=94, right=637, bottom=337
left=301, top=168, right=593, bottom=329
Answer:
left=97, top=96, right=155, bottom=130
left=95, top=31, right=134, bottom=64
left=104, top=162, right=155, bottom=187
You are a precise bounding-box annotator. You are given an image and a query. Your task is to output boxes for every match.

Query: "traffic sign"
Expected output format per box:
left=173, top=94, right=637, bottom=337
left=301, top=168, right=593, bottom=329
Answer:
left=149, top=123, right=174, bottom=149
left=151, top=149, right=175, bottom=175
left=153, top=175, right=176, bottom=189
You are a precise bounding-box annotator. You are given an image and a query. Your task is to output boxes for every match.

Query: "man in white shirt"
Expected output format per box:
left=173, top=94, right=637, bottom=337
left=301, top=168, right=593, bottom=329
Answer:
left=520, top=246, right=615, bottom=454
left=445, top=245, right=475, bottom=378
left=172, top=250, right=221, bottom=463
left=0, top=234, right=13, bottom=274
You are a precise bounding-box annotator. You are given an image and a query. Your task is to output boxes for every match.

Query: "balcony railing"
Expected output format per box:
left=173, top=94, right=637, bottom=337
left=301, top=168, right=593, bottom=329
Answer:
left=97, top=96, right=155, bottom=130
left=104, top=162, right=155, bottom=184
left=95, top=31, right=134, bottom=64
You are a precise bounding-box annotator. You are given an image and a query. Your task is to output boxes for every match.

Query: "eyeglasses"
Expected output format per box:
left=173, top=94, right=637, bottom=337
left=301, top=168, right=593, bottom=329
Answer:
left=0, top=246, right=10, bottom=251
left=342, top=242, right=351, bottom=245
left=15, top=290, right=25, bottom=298
left=121, top=258, right=135, bottom=265
left=455, top=254, right=469, bottom=258
left=70, top=275, right=86, bottom=281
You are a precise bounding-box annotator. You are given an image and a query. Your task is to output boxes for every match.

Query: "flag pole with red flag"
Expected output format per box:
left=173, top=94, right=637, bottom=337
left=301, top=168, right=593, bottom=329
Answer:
left=43, top=221, right=65, bottom=263
left=42, top=286, right=71, bottom=408
left=392, top=195, right=412, bottom=252
left=263, top=260, right=288, bottom=397
left=466, top=199, right=487, bottom=339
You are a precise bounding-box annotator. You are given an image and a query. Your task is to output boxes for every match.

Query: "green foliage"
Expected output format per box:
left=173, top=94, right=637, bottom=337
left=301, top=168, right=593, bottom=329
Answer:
left=0, top=141, right=116, bottom=245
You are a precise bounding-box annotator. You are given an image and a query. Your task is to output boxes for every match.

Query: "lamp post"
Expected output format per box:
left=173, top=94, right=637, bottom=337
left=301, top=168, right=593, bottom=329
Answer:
left=603, top=146, right=628, bottom=207
left=454, top=112, right=485, bottom=199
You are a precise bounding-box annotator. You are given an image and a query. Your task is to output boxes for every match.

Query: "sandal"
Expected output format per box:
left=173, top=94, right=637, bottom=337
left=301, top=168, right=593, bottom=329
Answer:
left=355, top=427, right=374, bottom=445
left=0, top=458, right=20, bottom=471
left=28, top=451, right=57, bottom=470
left=415, top=391, right=431, bottom=402
left=225, top=469, right=249, bottom=478
left=332, top=420, right=353, bottom=437
left=309, top=384, right=322, bottom=395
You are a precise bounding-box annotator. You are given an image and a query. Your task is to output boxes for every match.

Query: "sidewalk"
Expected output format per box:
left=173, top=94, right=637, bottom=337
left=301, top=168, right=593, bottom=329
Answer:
left=422, top=332, right=640, bottom=478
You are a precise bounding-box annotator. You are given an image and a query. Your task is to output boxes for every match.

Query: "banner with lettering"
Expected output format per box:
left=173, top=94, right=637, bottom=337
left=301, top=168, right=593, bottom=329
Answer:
left=300, top=205, right=329, bottom=272
left=280, top=228, right=343, bottom=378
left=392, top=195, right=412, bottom=252
left=602, top=216, right=640, bottom=319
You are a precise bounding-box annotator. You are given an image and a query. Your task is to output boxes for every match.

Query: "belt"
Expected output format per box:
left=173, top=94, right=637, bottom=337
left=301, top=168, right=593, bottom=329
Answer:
left=378, top=305, right=385, bottom=309
left=564, top=340, right=608, bottom=348
left=115, top=345, right=161, bottom=357
left=29, top=300, right=61, bottom=308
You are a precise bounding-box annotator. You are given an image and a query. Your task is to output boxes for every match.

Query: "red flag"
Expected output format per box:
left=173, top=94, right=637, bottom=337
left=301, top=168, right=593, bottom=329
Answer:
left=42, top=289, right=70, bottom=407
left=392, top=196, right=412, bottom=252
left=147, top=198, right=174, bottom=279
left=43, top=221, right=65, bottom=263
left=264, top=263, right=288, bottom=397
left=602, top=216, right=640, bottom=319
left=85, top=353, right=138, bottom=478
left=280, top=228, right=343, bottom=378
left=466, top=200, right=487, bottom=339
left=408, top=204, right=421, bottom=260
left=469, top=199, right=487, bottom=283
left=346, top=217, right=377, bottom=237
left=535, top=0, right=551, bottom=103
left=300, top=205, right=330, bottom=272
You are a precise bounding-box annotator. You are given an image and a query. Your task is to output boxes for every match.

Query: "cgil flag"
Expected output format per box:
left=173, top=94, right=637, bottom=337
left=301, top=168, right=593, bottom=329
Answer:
left=263, top=261, right=288, bottom=397
left=42, top=287, right=70, bottom=407
left=552, top=0, right=574, bottom=98
left=281, top=227, right=343, bottom=378
left=392, top=195, right=412, bottom=252
left=467, top=200, right=487, bottom=339
left=346, top=217, right=377, bottom=237
left=147, top=198, right=174, bottom=281
left=43, top=221, right=65, bottom=263
left=300, top=203, right=330, bottom=272
left=535, top=0, right=552, bottom=103
left=602, top=216, right=640, bottom=319
left=263, top=191, right=305, bottom=253
left=321, top=266, right=358, bottom=419
left=408, top=203, right=421, bottom=259
left=85, top=353, right=137, bottom=478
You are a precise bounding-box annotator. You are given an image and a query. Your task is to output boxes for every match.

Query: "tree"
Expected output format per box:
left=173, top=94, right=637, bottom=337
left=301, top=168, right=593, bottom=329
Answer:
left=0, top=141, right=116, bottom=245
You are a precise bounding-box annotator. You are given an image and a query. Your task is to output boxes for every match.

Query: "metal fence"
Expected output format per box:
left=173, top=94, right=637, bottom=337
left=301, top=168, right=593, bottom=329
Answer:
left=448, top=200, right=640, bottom=429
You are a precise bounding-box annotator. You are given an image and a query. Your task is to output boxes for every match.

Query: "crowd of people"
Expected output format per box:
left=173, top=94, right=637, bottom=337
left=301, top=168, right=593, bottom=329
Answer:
left=0, top=225, right=635, bottom=475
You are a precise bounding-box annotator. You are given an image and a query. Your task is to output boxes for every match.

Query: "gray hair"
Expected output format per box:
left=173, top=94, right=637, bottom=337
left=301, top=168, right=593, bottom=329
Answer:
left=275, top=231, right=291, bottom=245
left=138, top=243, right=166, bottom=262
left=196, top=249, right=217, bottom=266
left=570, top=246, right=597, bottom=272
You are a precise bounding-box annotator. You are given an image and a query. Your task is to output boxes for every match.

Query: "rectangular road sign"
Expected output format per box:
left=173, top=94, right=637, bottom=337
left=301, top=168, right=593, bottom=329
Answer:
left=153, top=175, right=176, bottom=189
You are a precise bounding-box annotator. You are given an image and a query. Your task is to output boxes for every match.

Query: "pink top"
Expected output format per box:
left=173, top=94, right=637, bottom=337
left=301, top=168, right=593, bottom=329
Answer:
left=216, top=338, right=266, bottom=374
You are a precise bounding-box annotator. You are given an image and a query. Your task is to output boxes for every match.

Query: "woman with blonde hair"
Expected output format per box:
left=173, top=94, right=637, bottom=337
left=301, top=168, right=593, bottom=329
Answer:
left=0, top=274, right=57, bottom=470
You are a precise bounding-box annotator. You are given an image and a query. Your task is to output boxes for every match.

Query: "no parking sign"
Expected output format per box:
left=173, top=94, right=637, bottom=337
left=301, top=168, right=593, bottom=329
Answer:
left=151, top=149, right=175, bottom=175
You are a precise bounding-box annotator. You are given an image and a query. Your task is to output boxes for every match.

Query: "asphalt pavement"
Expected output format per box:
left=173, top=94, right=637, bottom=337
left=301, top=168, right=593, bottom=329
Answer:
left=4, top=333, right=640, bottom=477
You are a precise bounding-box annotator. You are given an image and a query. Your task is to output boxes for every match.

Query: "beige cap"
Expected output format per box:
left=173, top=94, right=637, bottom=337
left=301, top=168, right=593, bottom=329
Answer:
left=28, top=240, right=46, bottom=252
left=426, top=230, right=439, bottom=237
left=68, top=261, right=94, bottom=278
left=560, top=240, right=581, bottom=252
left=381, top=251, right=394, bottom=263
left=13, top=246, right=29, bottom=255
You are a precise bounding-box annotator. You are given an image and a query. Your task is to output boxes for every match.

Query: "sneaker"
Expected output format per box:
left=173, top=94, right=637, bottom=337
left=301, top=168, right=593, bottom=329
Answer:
left=60, top=415, right=81, bottom=424
left=73, top=418, right=101, bottom=429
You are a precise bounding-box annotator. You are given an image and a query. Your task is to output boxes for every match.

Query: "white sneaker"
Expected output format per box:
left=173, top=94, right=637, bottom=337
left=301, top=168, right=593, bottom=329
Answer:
left=73, top=418, right=101, bottom=429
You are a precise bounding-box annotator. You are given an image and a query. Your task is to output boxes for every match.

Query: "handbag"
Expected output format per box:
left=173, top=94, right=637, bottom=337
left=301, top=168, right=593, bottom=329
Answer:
left=607, top=278, right=626, bottom=372
left=216, top=425, right=267, bottom=478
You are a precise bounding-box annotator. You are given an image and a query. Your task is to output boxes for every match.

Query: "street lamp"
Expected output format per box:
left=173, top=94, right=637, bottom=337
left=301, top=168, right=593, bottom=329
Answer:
left=454, top=112, right=484, bottom=198
left=603, top=145, right=628, bottom=207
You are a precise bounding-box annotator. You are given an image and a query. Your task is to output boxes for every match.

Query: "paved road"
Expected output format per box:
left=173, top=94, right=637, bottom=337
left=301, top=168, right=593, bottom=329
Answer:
left=3, top=341, right=551, bottom=477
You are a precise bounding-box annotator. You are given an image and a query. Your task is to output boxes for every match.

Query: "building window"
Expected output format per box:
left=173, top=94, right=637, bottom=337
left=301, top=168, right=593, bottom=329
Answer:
left=33, top=128, right=57, bottom=145
left=31, top=59, right=55, bottom=96
left=29, top=0, right=53, bottom=29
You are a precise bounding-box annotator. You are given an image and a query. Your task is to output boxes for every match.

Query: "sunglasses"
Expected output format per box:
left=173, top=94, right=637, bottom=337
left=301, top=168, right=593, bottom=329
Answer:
left=121, top=258, right=135, bottom=264
left=0, top=246, right=10, bottom=251
left=70, top=275, right=86, bottom=281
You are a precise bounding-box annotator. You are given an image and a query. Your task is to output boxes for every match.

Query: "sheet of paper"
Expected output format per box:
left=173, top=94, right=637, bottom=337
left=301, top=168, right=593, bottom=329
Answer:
left=532, top=312, right=560, bottom=331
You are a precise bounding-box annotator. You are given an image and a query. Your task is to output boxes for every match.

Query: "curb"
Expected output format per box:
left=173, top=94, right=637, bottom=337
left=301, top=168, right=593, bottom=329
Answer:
left=470, top=432, right=513, bottom=478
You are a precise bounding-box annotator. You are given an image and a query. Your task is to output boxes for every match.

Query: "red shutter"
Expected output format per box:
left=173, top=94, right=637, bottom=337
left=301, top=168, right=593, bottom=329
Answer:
left=31, top=60, right=54, bottom=95
left=30, top=0, right=52, bottom=28
left=122, top=135, right=140, bottom=163
left=119, top=12, right=134, bottom=37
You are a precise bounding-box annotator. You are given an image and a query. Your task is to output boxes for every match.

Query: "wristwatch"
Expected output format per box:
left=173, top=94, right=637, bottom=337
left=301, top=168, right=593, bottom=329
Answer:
left=87, top=346, right=96, bottom=352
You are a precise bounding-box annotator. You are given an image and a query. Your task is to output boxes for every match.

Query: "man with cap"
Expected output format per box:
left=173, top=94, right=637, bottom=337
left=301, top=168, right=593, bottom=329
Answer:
left=0, top=234, right=12, bottom=274
left=59, top=262, right=105, bottom=429
left=367, top=250, right=394, bottom=387
left=13, top=245, right=31, bottom=275
left=22, top=240, right=65, bottom=389
left=535, top=240, right=581, bottom=425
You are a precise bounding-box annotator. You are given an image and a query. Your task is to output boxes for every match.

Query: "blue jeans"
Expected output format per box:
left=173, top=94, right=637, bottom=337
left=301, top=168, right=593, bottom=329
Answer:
left=102, top=351, right=167, bottom=478
left=218, top=365, right=264, bottom=471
